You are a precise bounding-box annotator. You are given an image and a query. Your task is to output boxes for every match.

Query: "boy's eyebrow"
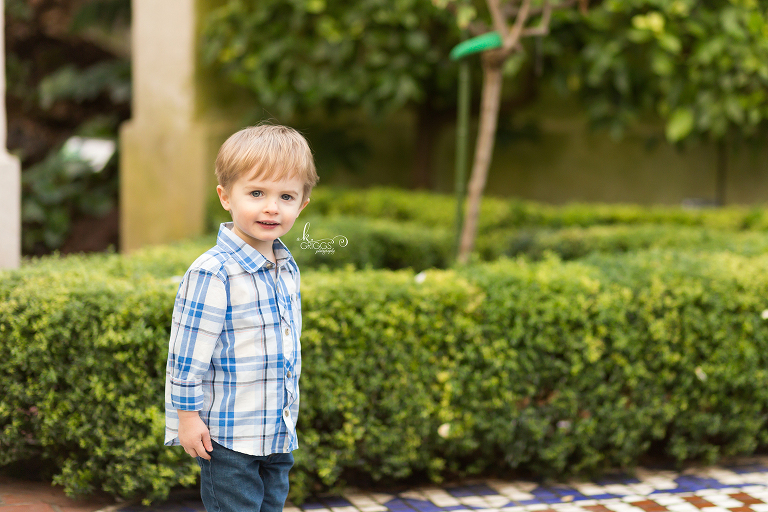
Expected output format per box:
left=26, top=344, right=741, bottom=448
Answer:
left=248, top=184, right=302, bottom=196
left=243, top=180, right=301, bottom=194
left=275, top=184, right=302, bottom=195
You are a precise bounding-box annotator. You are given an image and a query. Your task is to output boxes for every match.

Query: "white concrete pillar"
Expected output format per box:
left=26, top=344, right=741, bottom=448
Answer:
left=0, top=0, right=22, bottom=269
left=120, top=0, right=243, bottom=252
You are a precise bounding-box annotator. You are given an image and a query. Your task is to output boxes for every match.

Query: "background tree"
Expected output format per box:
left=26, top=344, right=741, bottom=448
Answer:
left=201, top=0, right=464, bottom=188
left=436, top=0, right=585, bottom=264
left=552, top=0, right=768, bottom=205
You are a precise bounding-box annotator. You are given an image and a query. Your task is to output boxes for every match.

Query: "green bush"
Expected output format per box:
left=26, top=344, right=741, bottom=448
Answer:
left=208, top=187, right=768, bottom=272
left=22, top=148, right=118, bottom=253
left=186, top=216, right=455, bottom=272
left=207, top=210, right=768, bottom=273
left=4, top=245, right=768, bottom=502
left=487, top=224, right=768, bottom=261
left=451, top=252, right=768, bottom=475
left=0, top=265, right=194, bottom=502
left=287, top=216, right=453, bottom=271
left=304, top=187, right=768, bottom=231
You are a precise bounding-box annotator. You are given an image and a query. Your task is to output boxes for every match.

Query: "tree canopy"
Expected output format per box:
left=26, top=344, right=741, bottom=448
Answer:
left=554, top=0, right=768, bottom=143
left=201, top=0, right=473, bottom=186
left=201, top=0, right=462, bottom=119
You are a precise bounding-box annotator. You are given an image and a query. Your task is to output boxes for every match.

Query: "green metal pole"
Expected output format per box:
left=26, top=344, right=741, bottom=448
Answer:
left=454, top=60, right=470, bottom=260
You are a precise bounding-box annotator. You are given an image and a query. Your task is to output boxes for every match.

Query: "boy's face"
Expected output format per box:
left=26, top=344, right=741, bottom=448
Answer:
left=217, top=172, right=310, bottom=257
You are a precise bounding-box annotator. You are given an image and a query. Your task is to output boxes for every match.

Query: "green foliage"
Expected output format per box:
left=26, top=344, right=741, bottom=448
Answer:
left=553, top=0, right=768, bottom=142
left=200, top=0, right=462, bottom=118
left=4, top=245, right=768, bottom=502
left=287, top=216, right=454, bottom=271
left=456, top=252, right=768, bottom=472
left=294, top=268, right=484, bottom=496
left=207, top=188, right=768, bottom=270
left=5, top=0, right=32, bottom=22
left=490, top=224, right=768, bottom=261
left=38, top=60, right=131, bottom=110
left=284, top=217, right=768, bottom=271
left=8, top=0, right=130, bottom=255
left=306, top=187, right=768, bottom=231
left=22, top=146, right=117, bottom=253
left=69, top=0, right=131, bottom=33
left=0, top=266, right=195, bottom=503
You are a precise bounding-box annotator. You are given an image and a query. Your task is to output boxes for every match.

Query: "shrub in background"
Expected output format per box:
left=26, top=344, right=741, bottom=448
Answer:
left=289, top=216, right=453, bottom=271
left=21, top=149, right=117, bottom=254
left=206, top=211, right=768, bottom=275
left=303, top=187, right=768, bottom=232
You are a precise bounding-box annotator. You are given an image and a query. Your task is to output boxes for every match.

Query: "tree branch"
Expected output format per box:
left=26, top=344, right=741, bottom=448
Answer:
left=501, top=0, right=576, bottom=19
left=486, top=0, right=509, bottom=39
left=520, top=0, right=553, bottom=37
left=521, top=26, right=547, bottom=36
left=502, top=0, right=531, bottom=52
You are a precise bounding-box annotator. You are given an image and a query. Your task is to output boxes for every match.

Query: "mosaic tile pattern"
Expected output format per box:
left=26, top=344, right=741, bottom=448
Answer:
left=115, top=458, right=768, bottom=512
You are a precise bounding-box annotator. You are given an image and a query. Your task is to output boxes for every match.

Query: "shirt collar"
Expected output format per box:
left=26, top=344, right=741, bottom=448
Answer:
left=217, top=222, right=294, bottom=274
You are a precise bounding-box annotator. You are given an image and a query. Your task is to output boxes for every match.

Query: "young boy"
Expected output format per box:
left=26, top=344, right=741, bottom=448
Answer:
left=165, top=124, right=318, bottom=512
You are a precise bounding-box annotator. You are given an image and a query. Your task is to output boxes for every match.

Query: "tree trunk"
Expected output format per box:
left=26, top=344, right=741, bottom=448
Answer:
left=412, top=104, right=442, bottom=189
left=457, top=54, right=504, bottom=264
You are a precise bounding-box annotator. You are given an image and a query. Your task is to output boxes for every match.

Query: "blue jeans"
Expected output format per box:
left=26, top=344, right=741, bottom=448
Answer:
left=197, top=441, right=294, bottom=512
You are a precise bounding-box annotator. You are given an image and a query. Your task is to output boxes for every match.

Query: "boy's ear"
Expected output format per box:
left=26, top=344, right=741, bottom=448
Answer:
left=298, top=197, right=310, bottom=215
left=216, top=185, right=231, bottom=211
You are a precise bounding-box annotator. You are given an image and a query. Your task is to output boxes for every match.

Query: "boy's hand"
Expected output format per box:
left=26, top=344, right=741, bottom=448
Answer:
left=177, top=410, right=214, bottom=460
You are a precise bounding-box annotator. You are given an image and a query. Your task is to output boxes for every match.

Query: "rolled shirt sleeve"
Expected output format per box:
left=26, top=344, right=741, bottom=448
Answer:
left=167, top=269, right=227, bottom=411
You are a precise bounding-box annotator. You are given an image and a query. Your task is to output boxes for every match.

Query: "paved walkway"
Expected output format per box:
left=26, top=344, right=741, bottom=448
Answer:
left=5, top=458, right=768, bottom=512
left=0, top=475, right=115, bottom=512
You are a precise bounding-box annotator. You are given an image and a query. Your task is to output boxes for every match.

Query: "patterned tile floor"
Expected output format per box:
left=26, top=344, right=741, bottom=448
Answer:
left=112, top=457, right=768, bottom=512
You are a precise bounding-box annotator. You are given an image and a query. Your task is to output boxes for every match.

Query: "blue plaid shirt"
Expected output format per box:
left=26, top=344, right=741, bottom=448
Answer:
left=165, top=223, right=302, bottom=456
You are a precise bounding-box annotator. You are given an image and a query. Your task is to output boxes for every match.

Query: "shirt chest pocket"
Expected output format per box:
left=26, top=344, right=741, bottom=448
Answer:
left=279, top=274, right=299, bottom=326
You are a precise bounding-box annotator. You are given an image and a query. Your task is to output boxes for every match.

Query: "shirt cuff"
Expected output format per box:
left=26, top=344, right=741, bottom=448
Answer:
left=170, top=376, right=204, bottom=411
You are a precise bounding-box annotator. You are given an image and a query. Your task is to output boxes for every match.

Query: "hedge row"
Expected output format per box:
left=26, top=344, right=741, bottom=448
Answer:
left=482, top=224, right=768, bottom=261
left=141, top=217, right=768, bottom=275
left=285, top=187, right=768, bottom=231
left=3, top=247, right=768, bottom=502
left=204, top=187, right=768, bottom=271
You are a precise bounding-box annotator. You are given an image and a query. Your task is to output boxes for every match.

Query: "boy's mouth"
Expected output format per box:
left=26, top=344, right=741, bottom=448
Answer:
left=258, top=221, right=279, bottom=226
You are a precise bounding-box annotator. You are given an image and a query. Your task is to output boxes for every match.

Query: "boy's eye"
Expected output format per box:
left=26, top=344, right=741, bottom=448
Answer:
left=281, top=194, right=294, bottom=201
left=250, top=191, right=263, bottom=198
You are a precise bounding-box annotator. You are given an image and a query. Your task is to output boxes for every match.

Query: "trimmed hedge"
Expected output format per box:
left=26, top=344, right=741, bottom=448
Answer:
left=21, top=221, right=768, bottom=279
left=197, top=215, right=768, bottom=274
left=3, top=245, right=768, bottom=502
left=0, top=265, right=194, bottom=500
left=287, top=216, right=454, bottom=271
left=209, top=187, right=768, bottom=272
left=210, top=187, right=768, bottom=236
left=484, top=224, right=768, bottom=262
left=300, top=187, right=768, bottom=231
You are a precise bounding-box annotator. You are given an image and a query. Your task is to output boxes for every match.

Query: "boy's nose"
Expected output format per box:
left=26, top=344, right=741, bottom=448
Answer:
left=263, top=199, right=279, bottom=212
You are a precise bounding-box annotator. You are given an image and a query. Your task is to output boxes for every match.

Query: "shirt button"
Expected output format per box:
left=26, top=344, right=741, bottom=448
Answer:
left=287, top=370, right=292, bottom=379
left=284, top=409, right=289, bottom=417
left=284, top=327, right=290, bottom=336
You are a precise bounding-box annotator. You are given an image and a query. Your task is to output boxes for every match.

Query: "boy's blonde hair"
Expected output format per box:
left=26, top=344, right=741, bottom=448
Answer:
left=215, top=124, right=319, bottom=200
